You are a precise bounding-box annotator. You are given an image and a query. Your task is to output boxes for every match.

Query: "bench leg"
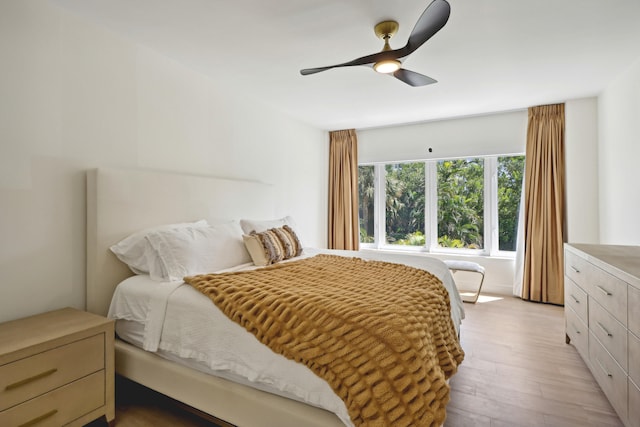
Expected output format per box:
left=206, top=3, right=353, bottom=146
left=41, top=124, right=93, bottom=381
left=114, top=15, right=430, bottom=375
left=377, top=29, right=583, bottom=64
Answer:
left=453, top=271, right=484, bottom=304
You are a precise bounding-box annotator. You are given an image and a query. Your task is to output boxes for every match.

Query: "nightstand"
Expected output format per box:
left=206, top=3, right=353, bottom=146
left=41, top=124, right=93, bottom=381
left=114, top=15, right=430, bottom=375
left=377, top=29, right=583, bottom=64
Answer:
left=0, top=307, right=115, bottom=427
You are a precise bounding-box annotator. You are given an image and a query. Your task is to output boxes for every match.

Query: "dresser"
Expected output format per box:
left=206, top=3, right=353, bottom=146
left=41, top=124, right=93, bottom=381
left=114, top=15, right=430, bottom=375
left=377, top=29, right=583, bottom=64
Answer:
left=565, top=244, right=640, bottom=427
left=0, top=308, right=115, bottom=427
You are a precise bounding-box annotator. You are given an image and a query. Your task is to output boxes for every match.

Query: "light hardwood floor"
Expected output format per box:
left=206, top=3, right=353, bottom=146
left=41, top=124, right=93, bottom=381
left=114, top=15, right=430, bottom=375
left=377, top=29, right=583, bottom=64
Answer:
left=446, top=295, right=622, bottom=427
left=87, top=295, right=623, bottom=427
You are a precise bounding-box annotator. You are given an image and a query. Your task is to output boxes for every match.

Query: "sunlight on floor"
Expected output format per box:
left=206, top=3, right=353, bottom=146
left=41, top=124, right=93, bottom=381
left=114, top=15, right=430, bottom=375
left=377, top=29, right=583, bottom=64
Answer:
left=459, top=291, right=503, bottom=303
left=474, top=294, right=503, bottom=303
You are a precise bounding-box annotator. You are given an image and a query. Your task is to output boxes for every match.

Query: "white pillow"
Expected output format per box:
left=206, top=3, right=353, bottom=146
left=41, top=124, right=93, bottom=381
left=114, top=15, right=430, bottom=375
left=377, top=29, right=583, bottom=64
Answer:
left=240, top=215, right=298, bottom=234
left=240, top=216, right=305, bottom=248
left=145, top=221, right=251, bottom=281
left=110, top=220, right=209, bottom=274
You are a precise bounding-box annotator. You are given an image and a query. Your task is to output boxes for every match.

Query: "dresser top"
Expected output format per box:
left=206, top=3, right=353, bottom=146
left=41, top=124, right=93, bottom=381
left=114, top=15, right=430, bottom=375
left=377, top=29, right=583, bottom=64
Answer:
left=567, top=243, right=640, bottom=288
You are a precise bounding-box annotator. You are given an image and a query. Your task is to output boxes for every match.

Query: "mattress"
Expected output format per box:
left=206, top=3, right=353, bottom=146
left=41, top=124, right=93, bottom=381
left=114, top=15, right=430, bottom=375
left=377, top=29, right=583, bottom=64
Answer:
left=108, top=249, right=464, bottom=427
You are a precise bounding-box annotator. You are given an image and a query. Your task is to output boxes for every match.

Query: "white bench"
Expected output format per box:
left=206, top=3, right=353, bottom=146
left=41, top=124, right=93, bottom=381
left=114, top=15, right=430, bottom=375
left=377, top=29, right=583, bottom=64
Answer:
left=443, top=260, right=485, bottom=303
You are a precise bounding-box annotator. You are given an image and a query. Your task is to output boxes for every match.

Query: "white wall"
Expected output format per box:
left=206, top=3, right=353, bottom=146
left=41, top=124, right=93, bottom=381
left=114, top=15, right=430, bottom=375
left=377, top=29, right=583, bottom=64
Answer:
left=0, top=0, right=328, bottom=323
left=358, top=110, right=527, bottom=164
left=565, top=98, right=599, bottom=244
left=598, top=57, right=640, bottom=245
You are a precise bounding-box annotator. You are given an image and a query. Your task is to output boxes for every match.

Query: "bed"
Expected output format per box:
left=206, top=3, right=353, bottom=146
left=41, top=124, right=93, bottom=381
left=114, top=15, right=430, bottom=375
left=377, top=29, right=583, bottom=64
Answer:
left=86, top=167, right=464, bottom=427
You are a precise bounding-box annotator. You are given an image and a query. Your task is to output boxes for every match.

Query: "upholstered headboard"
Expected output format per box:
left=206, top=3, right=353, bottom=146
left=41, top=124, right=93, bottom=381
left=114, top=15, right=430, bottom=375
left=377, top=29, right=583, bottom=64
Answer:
left=86, top=168, right=274, bottom=316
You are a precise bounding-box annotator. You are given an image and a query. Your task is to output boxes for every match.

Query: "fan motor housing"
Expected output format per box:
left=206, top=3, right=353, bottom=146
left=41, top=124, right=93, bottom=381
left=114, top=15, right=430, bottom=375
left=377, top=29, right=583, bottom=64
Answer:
left=374, top=21, right=399, bottom=40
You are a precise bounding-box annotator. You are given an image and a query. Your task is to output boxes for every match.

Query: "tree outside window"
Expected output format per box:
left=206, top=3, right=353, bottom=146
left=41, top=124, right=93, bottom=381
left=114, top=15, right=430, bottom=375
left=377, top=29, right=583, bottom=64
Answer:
left=497, top=156, right=525, bottom=251
left=437, top=158, right=484, bottom=249
left=385, top=163, right=425, bottom=246
left=358, top=165, right=375, bottom=243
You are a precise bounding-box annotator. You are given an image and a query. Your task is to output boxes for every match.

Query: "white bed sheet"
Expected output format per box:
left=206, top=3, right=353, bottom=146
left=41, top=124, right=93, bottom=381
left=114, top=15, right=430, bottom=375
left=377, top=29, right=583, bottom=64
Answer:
left=108, top=249, right=464, bottom=427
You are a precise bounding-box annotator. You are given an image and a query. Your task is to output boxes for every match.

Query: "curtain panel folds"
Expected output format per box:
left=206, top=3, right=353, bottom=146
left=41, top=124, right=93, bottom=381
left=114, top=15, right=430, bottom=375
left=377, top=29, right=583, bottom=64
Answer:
left=328, top=129, right=360, bottom=250
left=521, top=103, right=566, bottom=305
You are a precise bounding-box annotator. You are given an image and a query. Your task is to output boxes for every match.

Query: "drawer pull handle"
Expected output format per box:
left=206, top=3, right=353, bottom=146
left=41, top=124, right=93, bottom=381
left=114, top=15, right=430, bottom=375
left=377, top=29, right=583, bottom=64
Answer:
left=596, top=285, right=612, bottom=296
left=570, top=294, right=580, bottom=304
left=596, top=321, right=613, bottom=337
left=5, top=368, right=58, bottom=391
left=570, top=321, right=581, bottom=334
left=595, top=357, right=613, bottom=378
left=570, top=265, right=580, bottom=273
left=18, top=409, right=58, bottom=427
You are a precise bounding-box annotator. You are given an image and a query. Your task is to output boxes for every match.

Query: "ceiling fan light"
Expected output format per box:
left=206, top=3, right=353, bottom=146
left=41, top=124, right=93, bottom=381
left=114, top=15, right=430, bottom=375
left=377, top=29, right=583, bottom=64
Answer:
left=374, top=59, right=401, bottom=74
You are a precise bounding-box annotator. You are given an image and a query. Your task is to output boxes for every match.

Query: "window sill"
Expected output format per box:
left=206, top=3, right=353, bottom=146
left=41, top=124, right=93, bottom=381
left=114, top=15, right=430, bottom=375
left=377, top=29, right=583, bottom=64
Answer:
left=358, top=245, right=517, bottom=261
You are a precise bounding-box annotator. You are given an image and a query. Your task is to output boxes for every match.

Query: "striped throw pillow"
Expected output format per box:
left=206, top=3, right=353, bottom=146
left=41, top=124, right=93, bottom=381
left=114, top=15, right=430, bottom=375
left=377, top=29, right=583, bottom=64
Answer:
left=243, top=225, right=303, bottom=266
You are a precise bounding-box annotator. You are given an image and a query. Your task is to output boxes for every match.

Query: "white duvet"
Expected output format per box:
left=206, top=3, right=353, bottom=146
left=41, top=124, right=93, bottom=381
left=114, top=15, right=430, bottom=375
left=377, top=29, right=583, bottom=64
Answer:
left=108, top=248, right=464, bottom=427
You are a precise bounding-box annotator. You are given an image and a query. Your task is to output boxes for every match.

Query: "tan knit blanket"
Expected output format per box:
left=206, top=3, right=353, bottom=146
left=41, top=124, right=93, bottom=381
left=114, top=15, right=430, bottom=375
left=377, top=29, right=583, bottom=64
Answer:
left=184, top=254, right=464, bottom=427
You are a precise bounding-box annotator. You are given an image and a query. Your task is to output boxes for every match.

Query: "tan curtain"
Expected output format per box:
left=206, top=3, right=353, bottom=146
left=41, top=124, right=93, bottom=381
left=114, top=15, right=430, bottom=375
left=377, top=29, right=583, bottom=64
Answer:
left=521, top=104, right=566, bottom=304
left=328, top=129, right=359, bottom=250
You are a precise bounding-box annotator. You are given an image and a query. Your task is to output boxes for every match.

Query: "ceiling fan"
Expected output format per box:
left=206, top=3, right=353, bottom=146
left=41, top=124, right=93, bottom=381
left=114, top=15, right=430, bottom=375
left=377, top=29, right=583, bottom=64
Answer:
left=300, top=0, right=450, bottom=87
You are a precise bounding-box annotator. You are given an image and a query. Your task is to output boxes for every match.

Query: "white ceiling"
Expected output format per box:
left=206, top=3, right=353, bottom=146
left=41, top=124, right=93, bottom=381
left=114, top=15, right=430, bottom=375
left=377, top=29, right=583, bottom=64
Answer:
left=52, top=0, right=640, bottom=130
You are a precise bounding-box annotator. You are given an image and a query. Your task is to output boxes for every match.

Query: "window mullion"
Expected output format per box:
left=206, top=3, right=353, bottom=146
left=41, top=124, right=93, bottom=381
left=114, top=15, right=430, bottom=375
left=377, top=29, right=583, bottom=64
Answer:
left=486, top=157, right=498, bottom=256
left=423, top=162, right=429, bottom=250
left=426, top=161, right=438, bottom=251
left=374, top=164, right=385, bottom=249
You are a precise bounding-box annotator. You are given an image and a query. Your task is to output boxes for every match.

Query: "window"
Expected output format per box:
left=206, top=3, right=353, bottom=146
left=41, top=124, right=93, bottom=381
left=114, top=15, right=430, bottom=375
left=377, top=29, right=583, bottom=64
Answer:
left=437, top=158, right=484, bottom=250
left=497, top=156, right=525, bottom=251
left=358, top=155, right=525, bottom=256
left=358, top=165, right=375, bottom=243
left=385, top=163, right=425, bottom=246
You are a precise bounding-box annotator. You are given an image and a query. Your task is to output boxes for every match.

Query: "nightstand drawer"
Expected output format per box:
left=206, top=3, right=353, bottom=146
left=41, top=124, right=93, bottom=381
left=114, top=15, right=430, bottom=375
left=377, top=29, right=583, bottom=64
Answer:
left=0, top=371, right=104, bottom=427
left=589, top=299, right=627, bottom=370
left=0, top=334, right=104, bottom=411
left=565, top=276, right=588, bottom=324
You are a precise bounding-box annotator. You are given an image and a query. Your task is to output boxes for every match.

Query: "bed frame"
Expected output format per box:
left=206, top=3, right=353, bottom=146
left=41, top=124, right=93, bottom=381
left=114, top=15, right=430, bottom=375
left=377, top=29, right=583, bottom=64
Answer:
left=86, top=167, right=345, bottom=427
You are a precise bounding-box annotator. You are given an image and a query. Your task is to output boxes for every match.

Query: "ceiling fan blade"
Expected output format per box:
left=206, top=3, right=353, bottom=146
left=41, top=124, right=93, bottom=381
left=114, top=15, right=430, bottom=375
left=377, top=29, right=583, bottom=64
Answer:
left=393, top=68, right=437, bottom=87
left=398, top=0, right=451, bottom=57
left=300, top=51, right=394, bottom=75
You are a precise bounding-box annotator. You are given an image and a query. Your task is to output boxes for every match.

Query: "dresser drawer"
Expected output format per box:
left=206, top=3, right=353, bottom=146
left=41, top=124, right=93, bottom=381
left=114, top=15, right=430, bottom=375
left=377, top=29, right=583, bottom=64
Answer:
left=589, top=332, right=627, bottom=421
left=629, top=284, right=640, bottom=338
left=590, top=274, right=627, bottom=327
left=0, top=334, right=104, bottom=411
left=630, top=331, right=640, bottom=386
left=0, top=371, right=104, bottom=427
left=589, top=299, right=627, bottom=370
left=565, top=250, right=594, bottom=291
left=565, top=276, right=588, bottom=324
left=630, top=378, right=640, bottom=427
left=566, top=250, right=628, bottom=325
left=566, top=306, right=588, bottom=359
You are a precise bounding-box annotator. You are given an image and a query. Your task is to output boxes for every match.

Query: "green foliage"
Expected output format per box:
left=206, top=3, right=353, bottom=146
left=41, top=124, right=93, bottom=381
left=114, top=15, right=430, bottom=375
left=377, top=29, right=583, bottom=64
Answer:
left=385, top=163, right=425, bottom=245
left=358, top=165, right=375, bottom=242
left=395, top=231, right=426, bottom=246
left=360, top=227, right=374, bottom=243
left=437, top=158, right=484, bottom=249
left=437, top=236, right=465, bottom=248
left=498, top=156, right=525, bottom=250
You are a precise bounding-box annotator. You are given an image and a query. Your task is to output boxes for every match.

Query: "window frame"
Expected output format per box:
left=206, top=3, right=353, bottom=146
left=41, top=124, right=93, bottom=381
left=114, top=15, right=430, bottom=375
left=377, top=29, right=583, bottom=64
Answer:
left=358, top=154, right=524, bottom=258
